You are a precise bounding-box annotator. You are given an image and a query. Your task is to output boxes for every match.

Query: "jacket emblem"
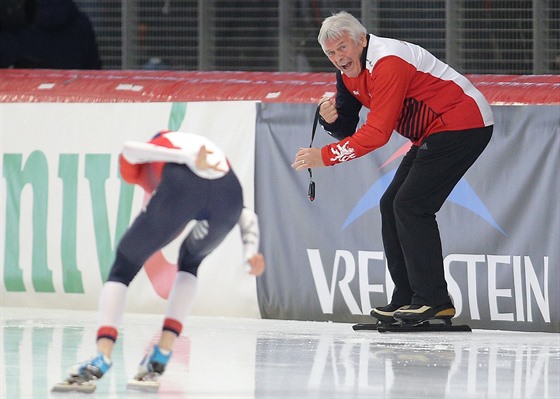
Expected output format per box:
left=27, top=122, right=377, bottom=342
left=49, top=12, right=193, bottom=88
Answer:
left=330, top=141, right=356, bottom=163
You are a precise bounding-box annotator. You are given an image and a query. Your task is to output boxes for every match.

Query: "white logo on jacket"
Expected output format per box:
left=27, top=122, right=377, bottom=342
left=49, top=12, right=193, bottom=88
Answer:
left=330, top=142, right=356, bottom=163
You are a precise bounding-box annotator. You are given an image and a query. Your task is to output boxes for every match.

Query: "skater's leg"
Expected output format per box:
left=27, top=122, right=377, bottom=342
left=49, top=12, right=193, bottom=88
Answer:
left=127, top=168, right=242, bottom=390
left=153, top=271, right=198, bottom=354
left=52, top=282, right=126, bottom=391
left=94, top=281, right=128, bottom=358
left=99, top=164, right=202, bottom=354
left=60, top=165, right=201, bottom=391
left=101, top=163, right=203, bottom=320
left=128, top=272, right=197, bottom=389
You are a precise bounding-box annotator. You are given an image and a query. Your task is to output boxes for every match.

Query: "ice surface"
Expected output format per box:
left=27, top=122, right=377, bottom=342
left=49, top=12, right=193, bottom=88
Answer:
left=1, top=307, right=558, bottom=398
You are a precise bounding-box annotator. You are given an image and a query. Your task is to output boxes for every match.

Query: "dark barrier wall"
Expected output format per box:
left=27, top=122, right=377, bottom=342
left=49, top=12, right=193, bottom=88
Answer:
left=255, top=103, right=560, bottom=333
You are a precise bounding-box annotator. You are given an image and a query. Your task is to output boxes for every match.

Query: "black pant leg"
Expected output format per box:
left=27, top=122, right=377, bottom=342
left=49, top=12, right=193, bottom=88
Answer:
left=379, top=145, right=417, bottom=305
left=392, top=127, right=492, bottom=305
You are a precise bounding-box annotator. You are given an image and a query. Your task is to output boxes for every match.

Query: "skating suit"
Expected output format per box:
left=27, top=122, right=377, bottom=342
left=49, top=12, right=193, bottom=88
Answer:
left=107, top=131, right=244, bottom=284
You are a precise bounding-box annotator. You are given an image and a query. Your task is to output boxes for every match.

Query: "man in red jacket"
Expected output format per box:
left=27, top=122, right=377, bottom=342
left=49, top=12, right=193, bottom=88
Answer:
left=292, top=11, right=493, bottom=325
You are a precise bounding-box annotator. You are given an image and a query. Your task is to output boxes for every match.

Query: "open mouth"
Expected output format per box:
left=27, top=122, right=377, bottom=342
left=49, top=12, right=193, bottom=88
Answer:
left=341, top=61, right=352, bottom=70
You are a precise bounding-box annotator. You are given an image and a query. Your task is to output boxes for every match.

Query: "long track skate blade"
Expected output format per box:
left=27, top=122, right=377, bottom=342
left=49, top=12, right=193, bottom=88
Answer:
left=51, top=379, right=96, bottom=393
left=378, top=323, right=472, bottom=333
left=127, top=378, right=160, bottom=391
left=352, top=323, right=379, bottom=331
left=353, top=321, right=401, bottom=331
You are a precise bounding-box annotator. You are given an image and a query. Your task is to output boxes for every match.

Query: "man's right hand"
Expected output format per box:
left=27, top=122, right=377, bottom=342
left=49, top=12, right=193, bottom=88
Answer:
left=319, top=97, right=338, bottom=123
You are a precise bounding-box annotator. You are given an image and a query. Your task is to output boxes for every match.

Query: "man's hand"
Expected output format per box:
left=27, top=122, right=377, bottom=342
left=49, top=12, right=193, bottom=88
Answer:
left=291, top=147, right=325, bottom=171
left=319, top=96, right=338, bottom=123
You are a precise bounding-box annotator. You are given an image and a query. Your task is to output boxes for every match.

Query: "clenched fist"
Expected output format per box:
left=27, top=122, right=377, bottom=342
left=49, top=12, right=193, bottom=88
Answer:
left=319, top=97, right=338, bottom=124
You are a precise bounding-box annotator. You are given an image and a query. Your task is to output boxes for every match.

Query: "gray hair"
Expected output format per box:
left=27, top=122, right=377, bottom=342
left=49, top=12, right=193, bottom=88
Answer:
left=317, top=11, right=368, bottom=51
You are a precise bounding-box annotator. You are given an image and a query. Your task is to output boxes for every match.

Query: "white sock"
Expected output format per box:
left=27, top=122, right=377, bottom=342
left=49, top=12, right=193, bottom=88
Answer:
left=97, top=281, right=128, bottom=328
left=164, top=272, right=197, bottom=325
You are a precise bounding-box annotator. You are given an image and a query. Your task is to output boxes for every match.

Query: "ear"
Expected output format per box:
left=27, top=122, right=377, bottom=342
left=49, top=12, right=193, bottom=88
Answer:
left=359, top=34, right=367, bottom=48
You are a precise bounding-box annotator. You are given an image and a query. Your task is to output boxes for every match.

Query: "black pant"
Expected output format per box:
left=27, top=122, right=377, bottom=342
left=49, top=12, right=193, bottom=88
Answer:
left=379, top=126, right=493, bottom=306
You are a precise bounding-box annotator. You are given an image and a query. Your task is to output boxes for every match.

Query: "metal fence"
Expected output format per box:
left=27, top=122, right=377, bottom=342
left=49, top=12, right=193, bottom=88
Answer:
left=76, top=0, right=560, bottom=74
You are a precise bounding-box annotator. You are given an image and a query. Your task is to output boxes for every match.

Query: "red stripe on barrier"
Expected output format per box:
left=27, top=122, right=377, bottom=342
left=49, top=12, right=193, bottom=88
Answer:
left=0, top=69, right=558, bottom=105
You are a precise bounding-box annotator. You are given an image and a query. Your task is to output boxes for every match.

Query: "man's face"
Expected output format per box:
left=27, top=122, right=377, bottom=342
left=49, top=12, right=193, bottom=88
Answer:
left=323, top=32, right=367, bottom=77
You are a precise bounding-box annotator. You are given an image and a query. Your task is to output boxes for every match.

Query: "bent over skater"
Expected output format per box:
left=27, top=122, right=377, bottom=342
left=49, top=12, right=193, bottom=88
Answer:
left=54, top=130, right=265, bottom=392
left=292, top=11, right=493, bottom=326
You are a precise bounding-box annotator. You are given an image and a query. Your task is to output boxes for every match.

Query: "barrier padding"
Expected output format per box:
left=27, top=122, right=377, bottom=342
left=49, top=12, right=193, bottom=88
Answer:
left=1, top=69, right=559, bottom=105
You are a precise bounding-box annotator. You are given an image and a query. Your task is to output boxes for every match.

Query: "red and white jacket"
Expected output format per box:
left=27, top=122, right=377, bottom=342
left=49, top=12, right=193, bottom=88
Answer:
left=320, top=34, right=494, bottom=166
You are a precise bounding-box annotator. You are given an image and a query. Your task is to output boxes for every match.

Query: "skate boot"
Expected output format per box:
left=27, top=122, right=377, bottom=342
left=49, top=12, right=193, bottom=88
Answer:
left=393, top=303, right=456, bottom=325
left=370, top=303, right=407, bottom=325
left=51, top=352, right=112, bottom=393
left=127, top=344, right=172, bottom=391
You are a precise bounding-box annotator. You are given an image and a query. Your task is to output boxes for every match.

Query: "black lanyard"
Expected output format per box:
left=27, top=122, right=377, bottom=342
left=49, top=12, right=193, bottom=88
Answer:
left=307, top=105, right=320, bottom=201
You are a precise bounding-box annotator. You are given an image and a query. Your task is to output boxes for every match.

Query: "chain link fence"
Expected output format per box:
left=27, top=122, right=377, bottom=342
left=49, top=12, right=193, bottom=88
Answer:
left=76, top=0, right=560, bottom=74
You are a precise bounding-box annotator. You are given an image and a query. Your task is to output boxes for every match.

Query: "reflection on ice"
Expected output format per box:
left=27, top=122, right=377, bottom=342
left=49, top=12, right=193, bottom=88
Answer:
left=1, top=308, right=558, bottom=398
left=255, top=329, right=558, bottom=398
